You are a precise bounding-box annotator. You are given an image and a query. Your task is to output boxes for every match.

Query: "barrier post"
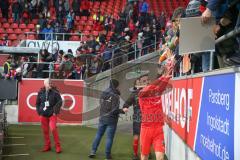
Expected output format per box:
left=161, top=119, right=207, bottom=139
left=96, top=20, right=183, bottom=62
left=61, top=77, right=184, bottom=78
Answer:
left=209, top=51, right=214, bottom=71
left=134, top=41, right=137, bottom=59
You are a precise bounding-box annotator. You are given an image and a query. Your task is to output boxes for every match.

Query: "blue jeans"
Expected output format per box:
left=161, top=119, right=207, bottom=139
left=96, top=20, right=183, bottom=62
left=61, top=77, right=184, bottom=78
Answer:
left=202, top=52, right=210, bottom=72
left=91, top=122, right=117, bottom=157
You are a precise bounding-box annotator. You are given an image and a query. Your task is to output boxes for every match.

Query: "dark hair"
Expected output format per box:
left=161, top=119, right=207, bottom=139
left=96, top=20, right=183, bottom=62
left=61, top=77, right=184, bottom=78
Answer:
left=172, top=7, right=185, bottom=21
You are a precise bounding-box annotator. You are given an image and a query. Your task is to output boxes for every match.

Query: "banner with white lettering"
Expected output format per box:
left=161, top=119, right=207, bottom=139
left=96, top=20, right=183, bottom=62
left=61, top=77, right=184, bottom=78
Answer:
left=195, top=73, right=235, bottom=160
left=26, top=40, right=80, bottom=56
left=162, top=77, right=203, bottom=149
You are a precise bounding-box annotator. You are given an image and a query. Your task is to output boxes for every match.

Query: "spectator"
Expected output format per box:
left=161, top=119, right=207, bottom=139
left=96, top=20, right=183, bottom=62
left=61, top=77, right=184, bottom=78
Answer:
left=42, top=6, right=51, bottom=19
left=139, top=0, right=149, bottom=18
left=80, top=0, right=90, bottom=17
left=66, top=11, right=74, bottom=31
left=87, top=35, right=98, bottom=50
left=0, top=0, right=9, bottom=20
left=64, top=0, right=70, bottom=13
left=38, top=14, right=47, bottom=30
left=3, top=56, right=12, bottom=78
left=29, top=0, right=37, bottom=19
left=22, top=4, right=30, bottom=24
left=54, top=21, right=65, bottom=40
left=88, top=79, right=125, bottom=160
left=42, top=23, right=54, bottom=40
left=93, top=9, right=104, bottom=23
left=72, top=0, right=81, bottom=16
left=101, top=42, right=114, bottom=71
left=56, top=6, right=66, bottom=21
left=59, top=54, right=74, bottom=79
left=132, top=1, right=139, bottom=23
left=0, top=35, right=9, bottom=46
left=104, top=15, right=113, bottom=34
left=12, top=0, right=21, bottom=23
left=159, top=12, right=166, bottom=30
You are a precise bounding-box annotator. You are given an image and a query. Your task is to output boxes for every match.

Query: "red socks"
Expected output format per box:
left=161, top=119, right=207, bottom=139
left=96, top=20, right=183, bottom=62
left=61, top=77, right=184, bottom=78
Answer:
left=133, top=139, right=139, bottom=156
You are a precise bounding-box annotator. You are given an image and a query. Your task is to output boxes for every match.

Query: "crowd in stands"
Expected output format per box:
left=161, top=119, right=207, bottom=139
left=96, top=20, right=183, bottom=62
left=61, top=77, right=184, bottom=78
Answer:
left=0, top=0, right=239, bottom=80
left=1, top=0, right=168, bottom=80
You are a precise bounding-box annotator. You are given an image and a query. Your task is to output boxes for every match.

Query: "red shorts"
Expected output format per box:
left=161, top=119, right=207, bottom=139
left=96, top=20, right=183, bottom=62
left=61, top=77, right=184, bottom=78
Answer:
left=140, top=126, right=165, bottom=155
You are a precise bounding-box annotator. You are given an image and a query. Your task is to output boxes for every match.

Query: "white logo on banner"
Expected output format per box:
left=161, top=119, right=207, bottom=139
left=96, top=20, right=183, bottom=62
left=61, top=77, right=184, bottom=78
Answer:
left=26, top=93, right=76, bottom=111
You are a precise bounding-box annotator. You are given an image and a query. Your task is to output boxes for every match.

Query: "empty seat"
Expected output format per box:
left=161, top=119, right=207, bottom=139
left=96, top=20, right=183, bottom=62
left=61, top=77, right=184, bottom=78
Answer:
left=81, top=16, right=88, bottom=21
left=6, top=28, right=14, bottom=34
left=15, top=28, right=23, bottom=34
left=8, top=34, right=18, bottom=40
left=84, top=25, right=92, bottom=31
left=32, top=19, right=38, bottom=25
left=19, top=23, right=27, bottom=29
left=11, top=23, right=18, bottom=29
left=2, top=23, right=10, bottom=29
left=27, top=24, right=35, bottom=29
left=0, top=28, right=5, bottom=34
left=70, top=35, right=80, bottom=41
left=23, top=28, right=31, bottom=33
left=92, top=31, right=99, bottom=36
left=27, top=34, right=36, bottom=40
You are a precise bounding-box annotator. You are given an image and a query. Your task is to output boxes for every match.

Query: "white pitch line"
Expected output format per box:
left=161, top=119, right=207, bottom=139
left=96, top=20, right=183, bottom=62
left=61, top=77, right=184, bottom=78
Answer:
left=3, top=144, right=27, bottom=147
left=2, top=153, right=30, bottom=157
left=4, top=137, right=25, bottom=139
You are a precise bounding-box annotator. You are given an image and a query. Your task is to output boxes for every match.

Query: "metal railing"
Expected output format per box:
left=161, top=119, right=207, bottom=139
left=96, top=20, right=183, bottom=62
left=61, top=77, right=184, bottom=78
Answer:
left=25, top=32, right=84, bottom=41
left=20, top=35, right=160, bottom=79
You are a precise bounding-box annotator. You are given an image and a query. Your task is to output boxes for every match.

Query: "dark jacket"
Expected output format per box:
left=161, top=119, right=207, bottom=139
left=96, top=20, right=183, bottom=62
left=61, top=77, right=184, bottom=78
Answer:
left=123, top=88, right=141, bottom=123
left=99, top=83, right=123, bottom=125
left=36, top=87, right=62, bottom=117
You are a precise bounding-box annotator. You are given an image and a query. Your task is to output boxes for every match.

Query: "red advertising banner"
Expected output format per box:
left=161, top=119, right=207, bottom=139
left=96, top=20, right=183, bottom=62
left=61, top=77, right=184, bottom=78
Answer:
left=161, top=77, right=203, bottom=149
left=18, top=79, right=84, bottom=124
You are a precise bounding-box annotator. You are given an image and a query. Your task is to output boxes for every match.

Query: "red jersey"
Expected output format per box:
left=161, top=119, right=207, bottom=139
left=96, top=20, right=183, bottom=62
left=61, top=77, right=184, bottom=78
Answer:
left=138, top=76, right=170, bottom=128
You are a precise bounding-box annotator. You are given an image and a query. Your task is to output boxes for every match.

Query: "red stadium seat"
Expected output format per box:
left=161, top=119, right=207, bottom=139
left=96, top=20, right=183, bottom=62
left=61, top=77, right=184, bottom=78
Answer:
left=81, top=16, right=88, bottom=21
left=92, top=31, right=99, bottom=36
left=8, top=34, right=18, bottom=40
left=75, top=16, right=80, bottom=21
left=6, top=28, right=14, bottom=34
left=3, top=23, right=10, bottom=29
left=19, top=23, right=27, bottom=29
left=27, top=24, right=35, bottom=29
left=84, top=25, right=92, bottom=31
left=32, top=19, right=38, bottom=25
left=11, top=23, right=18, bottom=29
left=78, top=25, right=84, bottom=31
left=83, top=30, right=90, bottom=36
left=70, top=36, right=80, bottom=41
left=8, top=18, right=14, bottom=24
left=23, top=28, right=31, bottom=33
left=27, top=34, right=36, bottom=40
left=87, top=20, right=93, bottom=26
left=15, top=28, right=23, bottom=34
left=0, top=28, right=5, bottom=34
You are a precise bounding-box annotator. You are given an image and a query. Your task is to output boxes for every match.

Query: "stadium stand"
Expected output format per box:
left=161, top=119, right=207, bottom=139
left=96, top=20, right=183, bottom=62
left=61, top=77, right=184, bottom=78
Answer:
left=0, top=0, right=188, bottom=46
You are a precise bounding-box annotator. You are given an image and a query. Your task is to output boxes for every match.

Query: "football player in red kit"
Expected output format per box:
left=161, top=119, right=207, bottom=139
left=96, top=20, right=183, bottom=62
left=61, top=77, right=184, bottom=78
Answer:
left=138, top=58, right=175, bottom=160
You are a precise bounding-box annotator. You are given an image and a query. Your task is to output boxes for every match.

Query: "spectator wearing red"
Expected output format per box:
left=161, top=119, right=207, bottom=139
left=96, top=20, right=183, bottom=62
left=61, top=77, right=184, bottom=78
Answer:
left=80, top=0, right=90, bottom=16
left=36, top=79, right=62, bottom=153
left=129, top=19, right=136, bottom=32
